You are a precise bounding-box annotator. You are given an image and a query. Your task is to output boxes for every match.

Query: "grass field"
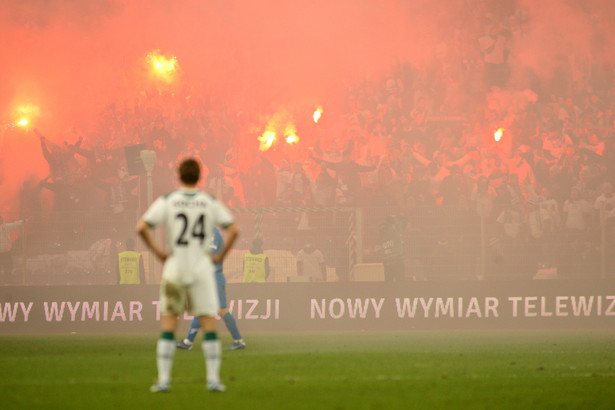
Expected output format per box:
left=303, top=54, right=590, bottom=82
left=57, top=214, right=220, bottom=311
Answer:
left=1, top=330, right=614, bottom=409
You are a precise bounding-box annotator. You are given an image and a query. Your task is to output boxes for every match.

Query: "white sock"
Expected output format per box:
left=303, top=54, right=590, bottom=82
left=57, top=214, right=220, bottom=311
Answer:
left=202, top=339, right=222, bottom=384
left=156, top=339, right=176, bottom=386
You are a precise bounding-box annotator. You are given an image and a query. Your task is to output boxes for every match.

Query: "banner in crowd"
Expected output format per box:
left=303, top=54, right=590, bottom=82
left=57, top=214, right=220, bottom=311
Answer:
left=1, top=280, right=614, bottom=334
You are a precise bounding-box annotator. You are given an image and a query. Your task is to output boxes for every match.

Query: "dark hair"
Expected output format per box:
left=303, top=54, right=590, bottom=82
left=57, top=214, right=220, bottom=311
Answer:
left=125, top=238, right=135, bottom=249
left=251, top=238, right=263, bottom=253
left=178, top=158, right=200, bottom=185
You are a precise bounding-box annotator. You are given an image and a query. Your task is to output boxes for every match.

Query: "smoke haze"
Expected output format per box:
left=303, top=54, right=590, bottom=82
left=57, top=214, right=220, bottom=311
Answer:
left=1, top=0, right=615, bottom=211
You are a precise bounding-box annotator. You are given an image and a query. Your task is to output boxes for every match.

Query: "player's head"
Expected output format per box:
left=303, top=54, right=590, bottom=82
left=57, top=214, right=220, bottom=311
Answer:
left=178, top=158, right=200, bottom=186
left=125, top=238, right=135, bottom=250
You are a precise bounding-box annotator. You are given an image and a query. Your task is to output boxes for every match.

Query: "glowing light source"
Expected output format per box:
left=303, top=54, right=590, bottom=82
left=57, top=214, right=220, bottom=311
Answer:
left=257, top=110, right=302, bottom=151
left=258, top=131, right=277, bottom=151
left=494, top=128, right=505, bottom=142
left=147, top=50, right=178, bottom=83
left=284, top=123, right=299, bottom=145
left=13, top=104, right=39, bottom=128
left=313, top=106, right=323, bottom=123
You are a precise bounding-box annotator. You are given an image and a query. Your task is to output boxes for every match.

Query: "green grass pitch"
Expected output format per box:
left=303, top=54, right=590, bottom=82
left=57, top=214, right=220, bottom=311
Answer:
left=1, top=331, right=614, bottom=409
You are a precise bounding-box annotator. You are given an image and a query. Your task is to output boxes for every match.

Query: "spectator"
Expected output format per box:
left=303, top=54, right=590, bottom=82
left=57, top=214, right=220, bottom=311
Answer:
left=525, top=197, right=553, bottom=269
left=275, top=159, right=293, bottom=205
left=378, top=215, right=407, bottom=282
left=0, top=215, right=25, bottom=283
left=117, top=238, right=145, bottom=284
left=207, top=163, right=234, bottom=206
left=478, top=24, right=511, bottom=88
left=289, top=161, right=313, bottom=206
left=35, top=129, right=81, bottom=183
left=471, top=176, right=497, bottom=218
left=562, top=186, right=593, bottom=242
left=497, top=198, right=523, bottom=242
left=242, top=155, right=276, bottom=208
left=242, top=238, right=270, bottom=283
left=296, top=242, right=326, bottom=282
left=311, top=149, right=375, bottom=205
left=594, top=182, right=615, bottom=242
left=313, top=164, right=337, bottom=207
left=496, top=197, right=523, bottom=274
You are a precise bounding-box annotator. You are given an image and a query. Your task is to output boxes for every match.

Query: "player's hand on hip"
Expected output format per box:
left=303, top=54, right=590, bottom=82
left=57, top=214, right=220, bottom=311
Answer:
left=155, top=249, right=170, bottom=263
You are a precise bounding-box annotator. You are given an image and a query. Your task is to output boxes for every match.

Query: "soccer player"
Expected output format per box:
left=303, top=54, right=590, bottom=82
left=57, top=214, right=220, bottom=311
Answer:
left=176, top=227, right=246, bottom=351
left=137, top=158, right=239, bottom=393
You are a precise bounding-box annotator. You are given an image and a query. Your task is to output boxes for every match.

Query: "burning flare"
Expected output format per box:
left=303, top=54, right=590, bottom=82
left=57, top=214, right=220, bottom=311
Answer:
left=258, top=130, right=277, bottom=151
left=147, top=50, right=178, bottom=83
left=284, top=123, right=299, bottom=145
left=313, top=106, right=323, bottom=123
left=257, top=111, right=300, bottom=151
left=494, top=128, right=505, bottom=142
left=14, top=104, right=40, bottom=128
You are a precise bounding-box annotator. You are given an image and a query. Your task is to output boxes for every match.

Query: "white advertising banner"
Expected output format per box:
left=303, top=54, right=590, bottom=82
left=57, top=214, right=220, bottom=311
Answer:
left=1, top=280, right=614, bottom=334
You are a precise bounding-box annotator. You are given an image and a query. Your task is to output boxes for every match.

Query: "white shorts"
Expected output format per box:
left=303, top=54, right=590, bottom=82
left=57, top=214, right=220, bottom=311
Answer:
left=159, top=258, right=219, bottom=317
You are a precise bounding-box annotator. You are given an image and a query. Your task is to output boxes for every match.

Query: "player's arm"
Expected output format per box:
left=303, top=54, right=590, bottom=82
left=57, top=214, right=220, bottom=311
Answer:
left=211, top=223, right=239, bottom=265
left=136, top=219, right=169, bottom=262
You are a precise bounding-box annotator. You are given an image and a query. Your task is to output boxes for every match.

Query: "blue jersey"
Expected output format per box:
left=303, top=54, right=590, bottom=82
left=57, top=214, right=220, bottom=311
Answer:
left=210, top=228, right=223, bottom=275
left=210, top=228, right=229, bottom=309
left=183, top=227, right=242, bottom=343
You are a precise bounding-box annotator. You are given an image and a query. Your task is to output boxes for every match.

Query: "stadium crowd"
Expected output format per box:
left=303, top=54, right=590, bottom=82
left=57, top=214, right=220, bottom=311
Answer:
left=4, top=0, right=615, bottom=283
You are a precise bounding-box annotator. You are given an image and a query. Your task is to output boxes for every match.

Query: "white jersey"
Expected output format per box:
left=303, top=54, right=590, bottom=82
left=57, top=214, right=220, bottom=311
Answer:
left=142, top=188, right=234, bottom=286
